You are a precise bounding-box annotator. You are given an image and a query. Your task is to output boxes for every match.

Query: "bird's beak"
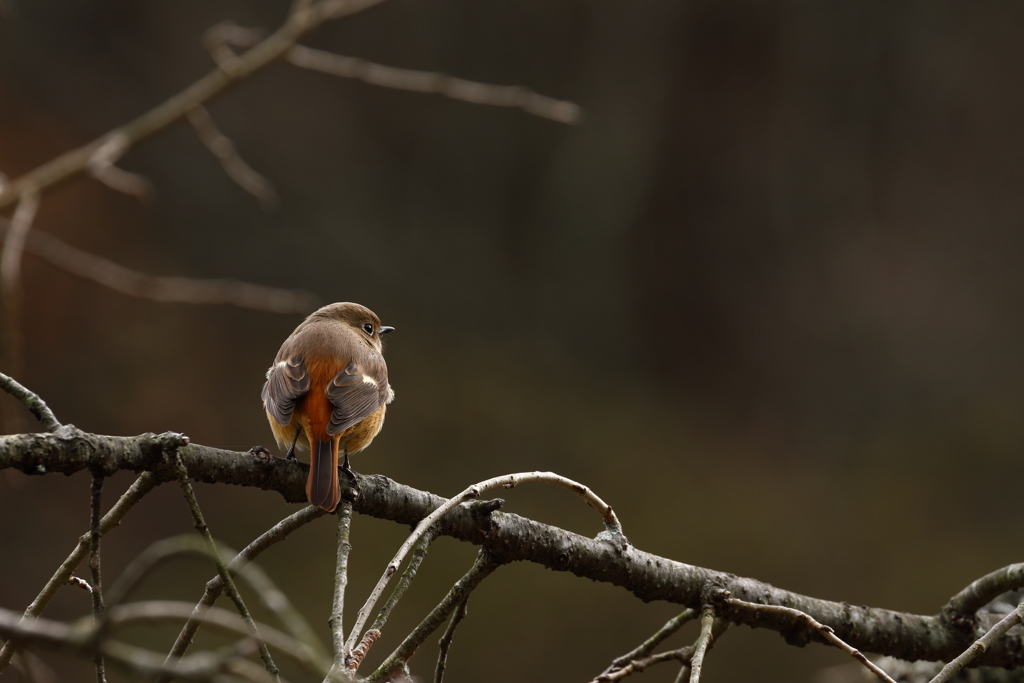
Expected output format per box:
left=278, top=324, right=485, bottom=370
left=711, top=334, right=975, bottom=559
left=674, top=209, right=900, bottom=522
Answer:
left=380, top=326, right=395, bottom=334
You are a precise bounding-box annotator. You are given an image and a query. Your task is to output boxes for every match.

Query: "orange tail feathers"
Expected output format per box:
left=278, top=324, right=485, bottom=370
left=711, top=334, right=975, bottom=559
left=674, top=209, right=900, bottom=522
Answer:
left=307, top=436, right=340, bottom=512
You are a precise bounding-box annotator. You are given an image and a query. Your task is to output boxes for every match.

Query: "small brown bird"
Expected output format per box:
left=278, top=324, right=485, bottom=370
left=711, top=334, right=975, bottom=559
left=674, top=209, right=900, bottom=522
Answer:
left=262, top=302, right=394, bottom=512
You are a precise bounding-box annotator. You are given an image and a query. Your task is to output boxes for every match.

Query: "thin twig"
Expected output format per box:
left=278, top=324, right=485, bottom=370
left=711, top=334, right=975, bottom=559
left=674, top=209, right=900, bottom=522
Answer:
left=0, top=192, right=39, bottom=391
left=0, top=472, right=159, bottom=672
left=327, top=500, right=354, bottom=678
left=187, top=106, right=278, bottom=210
left=945, top=564, right=1024, bottom=616
left=369, top=550, right=502, bottom=682
left=172, top=455, right=281, bottom=682
left=89, top=475, right=108, bottom=683
left=0, top=371, right=61, bottom=431
left=594, top=620, right=729, bottom=683
left=365, top=530, right=437, bottom=650
left=346, top=470, right=622, bottom=656
left=161, top=505, right=329, bottom=675
left=595, top=647, right=694, bottom=682
left=107, top=601, right=327, bottom=675
left=288, top=45, right=581, bottom=124
left=0, top=191, right=39, bottom=290
left=726, top=597, right=898, bottom=683
left=929, top=602, right=1024, bottom=683
left=0, top=600, right=317, bottom=681
left=687, top=606, right=715, bottom=683
left=0, top=216, right=319, bottom=314
left=593, top=608, right=696, bottom=680
left=65, top=576, right=94, bottom=594
left=87, top=133, right=152, bottom=200
left=433, top=596, right=469, bottom=683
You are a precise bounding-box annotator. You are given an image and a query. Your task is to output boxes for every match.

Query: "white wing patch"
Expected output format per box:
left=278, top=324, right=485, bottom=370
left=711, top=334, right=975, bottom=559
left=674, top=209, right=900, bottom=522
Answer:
left=361, top=375, right=378, bottom=386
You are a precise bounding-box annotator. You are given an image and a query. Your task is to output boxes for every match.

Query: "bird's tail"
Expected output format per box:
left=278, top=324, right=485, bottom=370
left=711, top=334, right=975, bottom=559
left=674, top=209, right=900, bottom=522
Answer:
left=307, top=437, right=340, bottom=512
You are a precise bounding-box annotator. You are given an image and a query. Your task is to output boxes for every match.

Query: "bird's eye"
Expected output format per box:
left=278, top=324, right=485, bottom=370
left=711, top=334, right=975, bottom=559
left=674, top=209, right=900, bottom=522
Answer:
left=362, top=323, right=374, bottom=335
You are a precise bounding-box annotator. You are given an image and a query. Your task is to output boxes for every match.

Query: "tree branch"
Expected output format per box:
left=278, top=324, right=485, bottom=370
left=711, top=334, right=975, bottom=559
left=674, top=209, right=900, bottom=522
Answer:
left=0, top=471, right=159, bottom=672
left=0, top=0, right=388, bottom=211
left=0, top=216, right=319, bottom=314
left=368, top=549, right=502, bottom=682
left=172, top=455, right=280, bottom=681
left=0, top=371, right=61, bottom=432
left=287, top=45, right=581, bottom=124
left=161, top=505, right=329, bottom=675
left=2, top=429, right=1023, bottom=669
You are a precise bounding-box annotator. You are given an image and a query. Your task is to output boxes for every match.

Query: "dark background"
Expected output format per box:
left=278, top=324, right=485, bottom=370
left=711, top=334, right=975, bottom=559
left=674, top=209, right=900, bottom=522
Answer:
left=1, top=1, right=1023, bottom=681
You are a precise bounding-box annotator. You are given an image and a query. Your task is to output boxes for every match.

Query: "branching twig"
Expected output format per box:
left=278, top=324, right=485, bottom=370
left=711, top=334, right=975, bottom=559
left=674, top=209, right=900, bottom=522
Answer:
left=161, top=505, right=329, bottom=674
left=346, top=470, right=622, bottom=656
left=0, top=216, right=319, bottom=314
left=106, top=601, right=327, bottom=675
left=0, top=0, right=575, bottom=212
left=0, top=371, right=61, bottom=431
left=0, top=191, right=39, bottom=386
left=365, top=530, right=437, bottom=654
left=172, top=455, right=281, bottom=682
left=687, top=606, right=715, bottom=683
left=187, top=106, right=278, bottom=210
left=433, top=596, right=469, bottom=683
left=327, top=500, right=354, bottom=679
left=0, top=191, right=39, bottom=290
left=592, top=608, right=696, bottom=681
left=369, top=550, right=502, bottom=682
left=0, top=471, right=159, bottom=672
left=945, top=564, right=1024, bottom=617
left=726, top=597, right=898, bottom=683
left=288, top=45, right=581, bottom=124
left=87, top=133, right=152, bottom=200
left=88, top=475, right=108, bottom=683
left=929, top=602, right=1024, bottom=683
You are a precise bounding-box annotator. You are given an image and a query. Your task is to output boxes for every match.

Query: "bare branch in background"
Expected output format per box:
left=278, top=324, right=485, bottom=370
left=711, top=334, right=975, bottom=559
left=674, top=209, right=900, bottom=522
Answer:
left=87, top=133, right=152, bottom=201
left=0, top=216, right=319, bottom=314
left=0, top=472, right=159, bottom=671
left=187, top=106, right=279, bottom=210
left=288, top=45, right=582, bottom=124
left=160, top=505, right=329, bottom=677
left=0, top=192, right=39, bottom=398
left=0, top=0, right=574, bottom=212
left=172, top=455, right=281, bottom=682
left=0, top=191, right=39, bottom=291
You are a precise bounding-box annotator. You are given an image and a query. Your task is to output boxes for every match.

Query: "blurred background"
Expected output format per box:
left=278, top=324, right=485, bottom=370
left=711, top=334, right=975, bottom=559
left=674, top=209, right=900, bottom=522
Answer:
left=1, top=1, right=1023, bottom=681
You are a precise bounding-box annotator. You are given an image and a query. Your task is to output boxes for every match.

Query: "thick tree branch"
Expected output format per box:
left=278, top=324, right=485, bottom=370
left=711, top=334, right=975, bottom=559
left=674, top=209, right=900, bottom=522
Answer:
left=1, top=429, right=1023, bottom=668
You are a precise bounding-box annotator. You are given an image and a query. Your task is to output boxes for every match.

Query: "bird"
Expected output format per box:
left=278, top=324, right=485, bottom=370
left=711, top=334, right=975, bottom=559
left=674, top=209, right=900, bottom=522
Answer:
left=261, top=302, right=394, bottom=512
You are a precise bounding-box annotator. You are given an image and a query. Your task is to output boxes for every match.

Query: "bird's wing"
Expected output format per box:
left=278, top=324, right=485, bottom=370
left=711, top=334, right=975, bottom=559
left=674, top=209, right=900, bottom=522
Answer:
left=325, top=360, right=390, bottom=435
left=261, top=356, right=310, bottom=426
